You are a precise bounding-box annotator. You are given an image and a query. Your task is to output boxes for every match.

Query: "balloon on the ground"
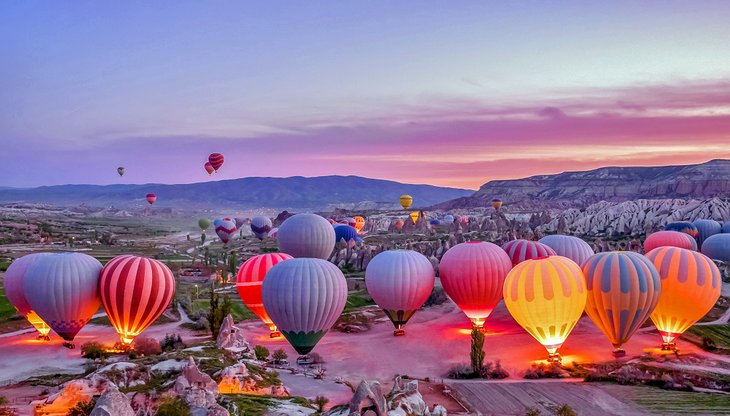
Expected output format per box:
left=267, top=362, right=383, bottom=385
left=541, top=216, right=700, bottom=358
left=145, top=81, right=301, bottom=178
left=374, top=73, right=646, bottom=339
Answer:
left=334, top=225, right=361, bottom=247
left=215, top=218, right=237, bottom=244
left=409, top=211, right=419, bottom=224
left=644, top=230, right=696, bottom=252
left=503, top=255, right=587, bottom=360
left=429, top=219, right=441, bottom=226
left=208, top=152, right=224, bottom=171
left=198, top=219, right=211, bottom=231
left=268, top=227, right=279, bottom=238
left=24, top=253, right=103, bottom=342
left=117, top=167, right=125, bottom=176
left=664, top=221, right=698, bottom=238
left=693, top=219, right=722, bottom=249
left=394, top=219, right=405, bottom=231
left=399, top=195, right=413, bottom=209
left=538, top=235, right=594, bottom=266
left=443, top=214, right=455, bottom=224
left=100, top=255, right=176, bottom=345
left=365, top=250, right=435, bottom=335
left=250, top=216, right=273, bottom=240
left=501, top=239, right=557, bottom=267
left=723, top=222, right=730, bottom=233
left=237, top=253, right=293, bottom=336
left=582, top=252, right=662, bottom=355
left=700, top=233, right=730, bottom=262
left=353, top=216, right=365, bottom=232
left=3, top=253, right=53, bottom=338
left=204, top=162, right=215, bottom=175
left=262, top=258, right=347, bottom=354
left=277, top=214, right=335, bottom=259
left=491, top=198, right=503, bottom=209
left=645, top=247, right=721, bottom=348
left=439, top=242, right=513, bottom=328
left=146, top=193, right=156, bottom=205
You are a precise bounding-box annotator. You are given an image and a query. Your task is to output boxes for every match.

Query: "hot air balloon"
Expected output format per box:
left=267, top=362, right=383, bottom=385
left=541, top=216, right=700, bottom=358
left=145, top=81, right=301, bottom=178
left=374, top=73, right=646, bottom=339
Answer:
left=491, top=198, right=503, bottom=210
left=664, top=221, right=698, bottom=238
left=146, top=194, right=157, bottom=205
left=234, top=217, right=246, bottom=230
left=24, top=253, right=103, bottom=345
left=399, top=195, right=413, bottom=210
left=100, top=255, right=176, bottom=345
left=645, top=247, right=721, bottom=350
left=3, top=253, right=53, bottom=339
left=409, top=212, right=419, bottom=224
left=443, top=214, right=455, bottom=224
left=198, top=219, right=211, bottom=231
left=503, top=256, right=587, bottom=361
left=723, top=222, right=730, bottom=233
left=353, top=216, right=365, bottom=232
left=538, top=235, right=594, bottom=267
left=237, top=253, right=293, bottom=337
left=501, top=239, right=557, bottom=267
left=429, top=219, right=441, bottom=226
left=250, top=216, right=272, bottom=240
left=204, top=162, right=215, bottom=175
left=213, top=218, right=223, bottom=228
left=117, top=167, right=125, bottom=177
left=365, top=250, right=435, bottom=336
left=208, top=152, right=225, bottom=171
left=277, top=214, right=335, bottom=259
left=582, top=252, right=662, bottom=357
left=700, top=234, right=730, bottom=262
left=334, top=225, right=362, bottom=248
left=215, top=218, right=237, bottom=244
left=262, top=258, right=347, bottom=357
left=439, top=242, right=513, bottom=329
left=458, top=216, right=469, bottom=224
left=394, top=219, right=405, bottom=232
left=693, top=219, right=721, bottom=249
left=339, top=217, right=356, bottom=228
left=268, top=227, right=279, bottom=238
left=644, top=230, right=696, bottom=252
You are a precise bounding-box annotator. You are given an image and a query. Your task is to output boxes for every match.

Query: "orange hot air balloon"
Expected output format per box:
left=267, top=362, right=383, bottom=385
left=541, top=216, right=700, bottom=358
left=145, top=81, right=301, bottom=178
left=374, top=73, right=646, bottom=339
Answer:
left=645, top=247, right=721, bottom=350
left=236, top=253, right=293, bottom=337
left=394, top=219, right=405, bottom=231
left=204, top=162, right=215, bottom=175
left=503, top=256, right=587, bottom=361
left=353, top=216, right=365, bottom=232
left=409, top=211, right=419, bottom=224
left=491, top=198, right=503, bottom=210
left=100, top=255, right=176, bottom=344
left=146, top=193, right=157, bottom=205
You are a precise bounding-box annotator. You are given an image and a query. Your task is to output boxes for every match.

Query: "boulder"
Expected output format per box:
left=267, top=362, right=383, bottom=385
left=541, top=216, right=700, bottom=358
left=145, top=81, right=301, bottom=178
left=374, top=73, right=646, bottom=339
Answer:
left=216, top=314, right=250, bottom=352
left=90, top=383, right=134, bottom=416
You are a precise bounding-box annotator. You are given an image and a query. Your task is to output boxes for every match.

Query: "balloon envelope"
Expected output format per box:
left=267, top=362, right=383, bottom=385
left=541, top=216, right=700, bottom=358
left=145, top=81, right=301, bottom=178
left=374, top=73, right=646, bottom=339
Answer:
left=491, top=198, right=503, bottom=209
left=146, top=194, right=156, bottom=205
left=3, top=253, right=53, bottom=336
left=538, top=235, right=594, bottom=267
left=353, top=216, right=365, bottom=232
left=501, top=239, right=556, bottom=267
left=198, top=219, right=211, bottom=231
left=277, top=214, right=335, bottom=259
left=250, top=216, right=273, bottom=240
left=208, top=152, right=224, bottom=171
left=443, top=214, right=454, bottom=224
left=700, top=233, right=730, bottom=262
left=409, top=212, right=419, bottom=224
left=723, top=222, right=730, bottom=233
left=664, top=221, right=698, bottom=238
left=394, top=220, right=405, bottom=231
left=693, top=219, right=721, bottom=249
left=117, top=167, right=125, bottom=176
left=215, top=218, right=237, bottom=244
left=334, top=225, right=362, bottom=246
left=204, top=162, right=215, bottom=175
left=237, top=253, right=293, bottom=333
left=644, top=230, right=696, bottom=252
left=399, top=195, right=413, bottom=209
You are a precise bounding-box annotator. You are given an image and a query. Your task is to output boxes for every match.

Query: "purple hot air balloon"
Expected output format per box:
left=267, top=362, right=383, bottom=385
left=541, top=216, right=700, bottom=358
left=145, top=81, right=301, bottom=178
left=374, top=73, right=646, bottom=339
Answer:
left=538, top=235, right=595, bottom=267
left=277, top=214, right=335, bottom=259
left=250, top=216, right=273, bottom=240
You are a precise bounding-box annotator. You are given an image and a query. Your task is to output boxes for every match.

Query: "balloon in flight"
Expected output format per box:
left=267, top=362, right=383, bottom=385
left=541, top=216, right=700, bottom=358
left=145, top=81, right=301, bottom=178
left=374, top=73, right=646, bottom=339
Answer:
left=250, top=216, right=273, bottom=240
left=399, top=195, right=413, bottom=210
left=491, top=198, right=503, bottom=209
left=353, top=216, right=365, bottom=232
left=208, top=152, right=225, bottom=171
left=198, top=219, right=211, bottom=231
left=215, top=218, right=237, bottom=244
left=117, top=167, right=125, bottom=177
left=409, top=211, right=420, bottom=224
left=204, top=161, right=215, bottom=175
left=146, top=194, right=157, bottom=205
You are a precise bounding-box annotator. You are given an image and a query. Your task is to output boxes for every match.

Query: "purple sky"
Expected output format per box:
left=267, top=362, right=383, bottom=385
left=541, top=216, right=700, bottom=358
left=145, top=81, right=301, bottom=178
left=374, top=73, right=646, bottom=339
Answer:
left=2, top=1, right=730, bottom=189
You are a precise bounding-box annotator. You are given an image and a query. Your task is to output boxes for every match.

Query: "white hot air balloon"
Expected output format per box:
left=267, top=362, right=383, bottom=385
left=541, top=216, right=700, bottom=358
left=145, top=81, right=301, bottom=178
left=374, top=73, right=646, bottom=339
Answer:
left=277, top=214, right=335, bottom=259
left=3, top=253, right=53, bottom=339
left=250, top=216, right=273, bottom=240
left=538, top=235, right=595, bottom=267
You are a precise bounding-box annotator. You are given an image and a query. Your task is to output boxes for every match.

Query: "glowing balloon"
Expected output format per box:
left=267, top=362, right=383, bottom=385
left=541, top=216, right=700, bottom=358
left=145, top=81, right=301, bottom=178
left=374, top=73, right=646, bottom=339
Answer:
left=538, top=235, right=594, bottom=266
left=501, top=239, right=557, bottom=267
left=645, top=247, right=721, bottom=349
left=701, top=234, right=730, bottom=262
left=394, top=219, right=405, bottom=231
left=503, top=256, right=587, bottom=361
left=409, top=211, right=419, bottom=224
left=100, top=255, right=175, bottom=344
left=353, top=216, right=365, bottom=232
left=146, top=193, right=157, bottom=205
left=208, top=152, right=224, bottom=171
left=399, top=195, right=413, bottom=209
left=204, top=161, right=215, bottom=175
left=458, top=216, right=469, bottom=224
left=24, top=253, right=103, bottom=342
left=277, top=214, right=335, bottom=259
left=262, top=258, right=347, bottom=355
left=439, top=242, right=512, bottom=328
left=644, top=230, right=696, bottom=252
left=3, top=253, right=53, bottom=338
left=215, top=218, right=237, bottom=244
left=237, top=253, right=293, bottom=336
left=365, top=250, right=435, bottom=336
left=582, top=252, right=662, bottom=355
left=693, top=219, right=721, bottom=249
left=491, top=198, right=503, bottom=209
left=117, top=167, right=125, bottom=176
left=198, top=219, right=211, bottom=231
left=664, top=221, right=698, bottom=238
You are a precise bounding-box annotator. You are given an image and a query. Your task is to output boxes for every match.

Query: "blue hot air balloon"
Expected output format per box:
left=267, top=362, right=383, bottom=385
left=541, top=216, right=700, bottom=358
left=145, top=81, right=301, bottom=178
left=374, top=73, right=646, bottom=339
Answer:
left=334, top=225, right=362, bottom=245
left=693, top=219, right=721, bottom=249
left=701, top=234, right=730, bottom=262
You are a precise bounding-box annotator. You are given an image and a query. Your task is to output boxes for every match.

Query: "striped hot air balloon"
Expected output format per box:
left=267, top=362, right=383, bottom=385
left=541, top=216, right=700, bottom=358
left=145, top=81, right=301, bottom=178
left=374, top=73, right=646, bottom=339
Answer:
left=262, top=258, right=347, bottom=356
left=208, top=152, right=225, bottom=171
left=394, top=219, right=405, bottom=232
left=365, top=250, right=435, bottom=336
left=100, top=255, right=176, bottom=345
left=236, top=253, right=293, bottom=337
left=204, top=162, right=215, bottom=175
left=582, top=252, right=662, bottom=356
left=701, top=234, right=730, bottom=262
left=24, top=253, right=103, bottom=344
left=664, top=221, right=698, bottom=238
left=146, top=194, right=157, bottom=205
left=250, top=216, right=272, bottom=240
left=538, top=235, right=594, bottom=267
left=3, top=253, right=53, bottom=339
left=693, top=219, right=722, bottom=249
left=439, top=242, right=513, bottom=329
left=503, top=255, right=587, bottom=361
left=215, top=218, right=237, bottom=244
left=501, top=239, right=557, bottom=267
left=644, top=230, right=697, bottom=252
left=353, top=216, right=365, bottom=232
left=399, top=195, right=413, bottom=209
left=645, top=247, right=721, bottom=350
left=277, top=214, right=335, bottom=259
left=491, top=198, right=503, bottom=209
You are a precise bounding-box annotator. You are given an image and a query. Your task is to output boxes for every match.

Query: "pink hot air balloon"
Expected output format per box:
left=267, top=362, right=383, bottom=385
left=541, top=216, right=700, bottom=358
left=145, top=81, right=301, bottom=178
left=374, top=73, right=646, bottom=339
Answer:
left=644, top=230, right=697, bottom=253
left=3, top=253, right=53, bottom=339
left=216, top=218, right=237, bottom=244
left=208, top=152, right=225, bottom=171
left=204, top=162, right=215, bottom=175
left=501, top=239, right=557, bottom=267
left=146, top=193, right=157, bottom=205
left=365, top=250, right=435, bottom=336
left=440, top=242, right=513, bottom=329
left=236, top=253, right=293, bottom=337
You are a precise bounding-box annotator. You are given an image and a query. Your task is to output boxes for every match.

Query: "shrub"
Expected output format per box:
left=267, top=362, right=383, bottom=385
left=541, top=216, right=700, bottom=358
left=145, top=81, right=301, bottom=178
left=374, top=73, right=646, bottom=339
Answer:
left=133, top=336, right=161, bottom=356
left=523, top=363, right=563, bottom=379
left=156, top=396, right=191, bottom=416
left=254, top=345, right=270, bottom=361
left=313, top=395, right=329, bottom=412
left=447, top=363, right=474, bottom=379
left=272, top=348, right=288, bottom=364
left=555, top=404, right=577, bottom=416
left=67, top=398, right=97, bottom=416
left=80, top=342, right=110, bottom=360
left=524, top=408, right=541, bottom=416
left=480, top=360, right=509, bottom=379
left=308, top=352, right=324, bottom=364
left=161, top=334, right=184, bottom=351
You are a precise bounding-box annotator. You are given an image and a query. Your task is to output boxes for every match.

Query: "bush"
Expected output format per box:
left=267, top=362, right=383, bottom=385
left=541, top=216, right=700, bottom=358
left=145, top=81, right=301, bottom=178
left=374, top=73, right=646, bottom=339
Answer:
left=0, top=395, right=18, bottom=416
left=67, top=398, right=97, bottom=416
left=524, top=408, right=541, bottom=416
left=480, top=360, right=509, bottom=379
left=156, top=396, right=191, bottom=416
left=523, top=363, right=563, bottom=379
left=272, top=348, right=288, bottom=364
left=313, top=395, right=329, bottom=412
left=254, top=345, right=270, bottom=361
left=80, top=342, right=110, bottom=360
left=161, top=334, right=184, bottom=352
left=447, top=363, right=474, bottom=379
left=555, top=404, right=577, bottom=416
left=133, top=336, right=162, bottom=356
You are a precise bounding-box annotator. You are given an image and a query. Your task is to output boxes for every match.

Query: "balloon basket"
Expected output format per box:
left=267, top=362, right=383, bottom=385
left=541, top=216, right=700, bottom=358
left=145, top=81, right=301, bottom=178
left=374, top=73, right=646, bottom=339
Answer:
left=269, top=331, right=281, bottom=338
left=62, top=342, right=75, bottom=349
left=393, top=329, right=406, bottom=337
left=612, top=349, right=626, bottom=358
left=547, top=353, right=561, bottom=363
left=37, top=334, right=51, bottom=341
left=296, top=355, right=314, bottom=366
left=661, top=342, right=677, bottom=352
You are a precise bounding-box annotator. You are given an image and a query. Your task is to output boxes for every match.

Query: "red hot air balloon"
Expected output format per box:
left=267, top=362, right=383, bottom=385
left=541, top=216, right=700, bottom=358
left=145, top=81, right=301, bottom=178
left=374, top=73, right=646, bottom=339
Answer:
left=216, top=218, right=237, bottom=244
left=204, top=162, right=215, bottom=175
left=208, top=153, right=225, bottom=171
left=644, top=230, right=696, bottom=252
left=502, top=239, right=557, bottom=267
left=146, top=194, right=157, bottom=205
left=236, top=253, right=293, bottom=337
left=100, top=255, right=176, bottom=345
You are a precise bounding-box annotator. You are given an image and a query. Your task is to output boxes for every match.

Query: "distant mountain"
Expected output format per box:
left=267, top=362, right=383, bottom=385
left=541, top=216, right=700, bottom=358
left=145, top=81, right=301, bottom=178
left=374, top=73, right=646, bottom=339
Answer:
left=437, top=159, right=730, bottom=210
left=0, top=176, right=472, bottom=210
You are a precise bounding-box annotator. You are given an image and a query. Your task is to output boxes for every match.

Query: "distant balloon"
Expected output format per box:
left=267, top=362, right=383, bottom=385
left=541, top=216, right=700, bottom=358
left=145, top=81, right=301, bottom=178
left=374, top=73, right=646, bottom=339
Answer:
left=394, top=219, right=405, bottom=231
left=204, top=162, right=215, bottom=175
left=700, top=234, right=730, bottom=262
left=429, top=219, right=441, bottom=226
left=146, top=193, right=157, bottom=205
left=664, top=221, right=698, bottom=238
left=644, top=230, right=697, bottom=252
left=117, top=167, right=125, bottom=177
left=583, top=252, right=662, bottom=356
left=213, top=218, right=223, bottom=228
left=443, top=214, right=455, bottom=224
left=491, top=198, right=503, bottom=209
left=501, top=239, right=557, bottom=267
left=24, top=253, right=103, bottom=342
left=262, top=258, right=347, bottom=354
left=327, top=218, right=336, bottom=225
left=198, top=219, right=211, bottom=231
left=365, top=250, right=435, bottom=336
left=409, top=211, right=419, bottom=224
left=208, top=152, right=225, bottom=171
left=503, top=255, right=587, bottom=361
left=334, top=225, right=361, bottom=248
left=277, top=214, right=335, bottom=259
left=100, top=255, right=175, bottom=345
left=215, top=218, right=237, bottom=244
left=646, top=247, right=721, bottom=349
left=237, top=253, right=293, bottom=336
left=458, top=216, right=469, bottom=224
left=3, top=253, right=53, bottom=338
left=251, top=216, right=273, bottom=240
left=439, top=242, right=513, bottom=328
left=538, top=235, right=594, bottom=266
left=693, top=219, right=722, bottom=249
left=399, top=195, right=413, bottom=210
left=353, top=216, right=365, bottom=232
left=339, top=217, right=356, bottom=228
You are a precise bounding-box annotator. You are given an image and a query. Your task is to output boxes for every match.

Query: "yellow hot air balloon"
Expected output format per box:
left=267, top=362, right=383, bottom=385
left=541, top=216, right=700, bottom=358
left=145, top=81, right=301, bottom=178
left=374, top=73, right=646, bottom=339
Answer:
left=503, top=255, right=587, bottom=361
left=353, top=216, right=365, bottom=232
left=645, top=247, right=721, bottom=350
left=399, top=195, right=413, bottom=210
left=409, top=211, right=419, bottom=224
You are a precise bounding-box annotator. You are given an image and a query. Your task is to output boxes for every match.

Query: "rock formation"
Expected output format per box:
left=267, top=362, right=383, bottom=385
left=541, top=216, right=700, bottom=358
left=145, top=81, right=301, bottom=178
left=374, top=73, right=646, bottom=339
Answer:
left=324, top=377, right=446, bottom=416
left=89, top=383, right=135, bottom=416
left=218, top=363, right=290, bottom=396
left=216, top=314, right=251, bottom=352
left=174, top=356, right=229, bottom=416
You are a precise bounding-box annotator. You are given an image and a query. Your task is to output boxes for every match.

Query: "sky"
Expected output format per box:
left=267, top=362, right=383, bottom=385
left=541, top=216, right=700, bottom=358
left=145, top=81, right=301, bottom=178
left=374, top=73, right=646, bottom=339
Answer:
left=2, top=1, right=730, bottom=189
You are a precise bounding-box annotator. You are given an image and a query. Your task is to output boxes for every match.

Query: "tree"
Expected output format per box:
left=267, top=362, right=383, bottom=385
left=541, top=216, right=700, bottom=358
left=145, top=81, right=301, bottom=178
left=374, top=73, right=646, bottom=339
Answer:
left=67, top=399, right=97, bottom=416
left=313, top=396, right=329, bottom=413
left=254, top=345, right=270, bottom=361
left=228, top=251, right=238, bottom=277
left=206, top=284, right=231, bottom=339
left=556, top=404, right=577, bottom=416
left=156, top=397, right=191, bottom=416
left=0, top=395, right=18, bottom=416
left=272, top=348, right=288, bottom=364
left=81, top=342, right=110, bottom=361
left=470, top=327, right=485, bottom=375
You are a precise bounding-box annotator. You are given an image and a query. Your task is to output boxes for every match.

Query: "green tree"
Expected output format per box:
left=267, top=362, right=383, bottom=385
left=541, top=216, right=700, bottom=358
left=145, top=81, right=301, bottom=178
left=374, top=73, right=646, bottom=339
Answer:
left=81, top=342, right=110, bottom=361
left=228, top=251, right=238, bottom=277
left=313, top=396, right=329, bottom=413
left=155, top=397, right=192, bottom=416
left=206, top=285, right=231, bottom=339
left=67, top=398, right=97, bottom=416
left=272, top=348, right=288, bottom=363
left=254, top=345, right=270, bottom=361
left=470, top=327, right=485, bottom=375
left=556, top=404, right=577, bottom=416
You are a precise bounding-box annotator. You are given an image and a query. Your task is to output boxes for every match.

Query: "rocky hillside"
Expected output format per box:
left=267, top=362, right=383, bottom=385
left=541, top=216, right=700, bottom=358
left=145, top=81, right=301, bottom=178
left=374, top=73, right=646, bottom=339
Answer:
left=438, top=159, right=730, bottom=209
